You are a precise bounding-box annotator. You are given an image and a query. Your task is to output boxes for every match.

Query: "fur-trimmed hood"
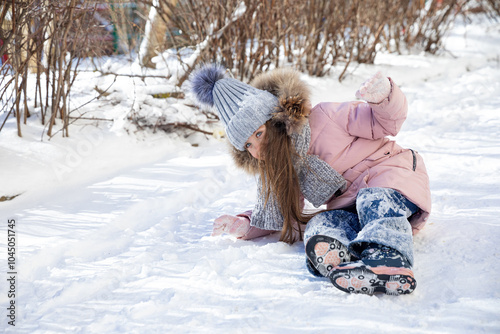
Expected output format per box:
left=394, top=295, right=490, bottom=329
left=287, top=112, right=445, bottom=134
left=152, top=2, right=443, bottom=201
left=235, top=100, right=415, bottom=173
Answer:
left=230, top=68, right=312, bottom=174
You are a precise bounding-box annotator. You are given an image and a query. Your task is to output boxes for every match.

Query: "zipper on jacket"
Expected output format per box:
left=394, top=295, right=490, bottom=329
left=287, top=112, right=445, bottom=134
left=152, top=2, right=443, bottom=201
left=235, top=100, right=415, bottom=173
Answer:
left=410, top=149, right=417, bottom=171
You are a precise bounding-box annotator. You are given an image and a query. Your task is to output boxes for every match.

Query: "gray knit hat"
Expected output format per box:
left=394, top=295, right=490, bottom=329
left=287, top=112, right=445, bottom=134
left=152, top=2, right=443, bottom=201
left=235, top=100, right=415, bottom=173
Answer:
left=190, top=64, right=278, bottom=151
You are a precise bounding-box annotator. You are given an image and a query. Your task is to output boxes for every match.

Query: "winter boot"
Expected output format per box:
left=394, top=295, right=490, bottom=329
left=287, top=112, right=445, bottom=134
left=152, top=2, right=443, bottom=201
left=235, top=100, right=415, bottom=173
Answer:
left=305, top=235, right=352, bottom=277
left=328, top=243, right=416, bottom=296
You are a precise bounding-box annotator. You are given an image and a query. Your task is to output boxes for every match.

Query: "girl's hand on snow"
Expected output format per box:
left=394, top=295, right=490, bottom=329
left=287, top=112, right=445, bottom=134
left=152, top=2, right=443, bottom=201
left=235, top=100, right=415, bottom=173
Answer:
left=355, top=71, right=391, bottom=104
left=212, top=215, right=251, bottom=238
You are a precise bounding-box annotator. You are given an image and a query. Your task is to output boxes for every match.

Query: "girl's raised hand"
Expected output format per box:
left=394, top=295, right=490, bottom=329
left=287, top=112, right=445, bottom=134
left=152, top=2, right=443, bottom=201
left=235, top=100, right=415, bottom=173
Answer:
left=355, top=71, right=391, bottom=104
left=212, top=215, right=251, bottom=238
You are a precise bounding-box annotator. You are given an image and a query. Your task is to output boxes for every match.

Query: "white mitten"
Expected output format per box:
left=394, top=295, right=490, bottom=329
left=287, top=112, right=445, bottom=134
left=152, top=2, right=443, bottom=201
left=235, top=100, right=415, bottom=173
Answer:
left=355, top=71, right=391, bottom=104
left=212, top=215, right=251, bottom=238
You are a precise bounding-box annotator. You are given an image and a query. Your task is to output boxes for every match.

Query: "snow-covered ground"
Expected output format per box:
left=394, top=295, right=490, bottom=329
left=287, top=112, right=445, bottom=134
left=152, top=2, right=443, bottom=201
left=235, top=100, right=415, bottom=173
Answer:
left=1, top=15, right=500, bottom=333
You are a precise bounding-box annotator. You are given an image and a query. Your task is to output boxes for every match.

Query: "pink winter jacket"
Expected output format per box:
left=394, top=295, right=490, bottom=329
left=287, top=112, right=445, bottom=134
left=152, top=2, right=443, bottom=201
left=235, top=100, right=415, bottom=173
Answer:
left=308, top=79, right=431, bottom=234
left=238, top=79, right=431, bottom=239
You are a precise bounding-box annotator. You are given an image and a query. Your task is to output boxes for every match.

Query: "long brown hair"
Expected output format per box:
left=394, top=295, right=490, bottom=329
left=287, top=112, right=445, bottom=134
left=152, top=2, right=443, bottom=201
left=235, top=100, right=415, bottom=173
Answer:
left=257, top=119, right=314, bottom=244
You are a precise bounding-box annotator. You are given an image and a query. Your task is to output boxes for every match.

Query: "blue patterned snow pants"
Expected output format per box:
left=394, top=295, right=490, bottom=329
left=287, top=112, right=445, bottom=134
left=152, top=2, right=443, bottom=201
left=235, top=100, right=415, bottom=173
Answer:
left=304, top=187, right=419, bottom=277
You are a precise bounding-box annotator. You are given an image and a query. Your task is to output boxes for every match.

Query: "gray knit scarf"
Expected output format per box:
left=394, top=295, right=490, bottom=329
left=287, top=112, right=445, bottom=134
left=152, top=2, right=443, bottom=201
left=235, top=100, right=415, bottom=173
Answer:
left=250, top=123, right=347, bottom=231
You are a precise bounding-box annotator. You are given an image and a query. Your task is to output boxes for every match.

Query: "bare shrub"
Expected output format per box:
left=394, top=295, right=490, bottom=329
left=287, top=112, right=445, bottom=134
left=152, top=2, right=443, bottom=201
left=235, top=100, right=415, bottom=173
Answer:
left=0, top=0, right=108, bottom=138
left=143, top=0, right=475, bottom=84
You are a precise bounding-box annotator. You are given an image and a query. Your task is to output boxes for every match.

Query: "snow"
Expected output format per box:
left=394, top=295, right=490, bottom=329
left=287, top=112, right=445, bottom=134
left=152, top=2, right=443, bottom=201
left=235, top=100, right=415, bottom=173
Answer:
left=1, top=15, right=500, bottom=333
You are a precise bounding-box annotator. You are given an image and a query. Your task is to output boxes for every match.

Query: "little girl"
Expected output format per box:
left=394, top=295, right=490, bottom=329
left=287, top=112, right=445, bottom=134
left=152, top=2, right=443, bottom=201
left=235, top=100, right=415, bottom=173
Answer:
left=190, top=64, right=431, bottom=296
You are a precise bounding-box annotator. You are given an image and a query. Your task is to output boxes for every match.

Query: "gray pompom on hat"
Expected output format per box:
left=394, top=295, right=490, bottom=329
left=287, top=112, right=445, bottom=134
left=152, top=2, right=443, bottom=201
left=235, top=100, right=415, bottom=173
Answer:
left=190, top=64, right=278, bottom=151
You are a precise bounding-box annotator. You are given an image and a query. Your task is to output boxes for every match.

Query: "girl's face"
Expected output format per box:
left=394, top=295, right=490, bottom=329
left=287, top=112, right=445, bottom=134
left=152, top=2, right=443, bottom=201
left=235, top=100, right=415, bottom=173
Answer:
left=244, top=124, right=266, bottom=160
